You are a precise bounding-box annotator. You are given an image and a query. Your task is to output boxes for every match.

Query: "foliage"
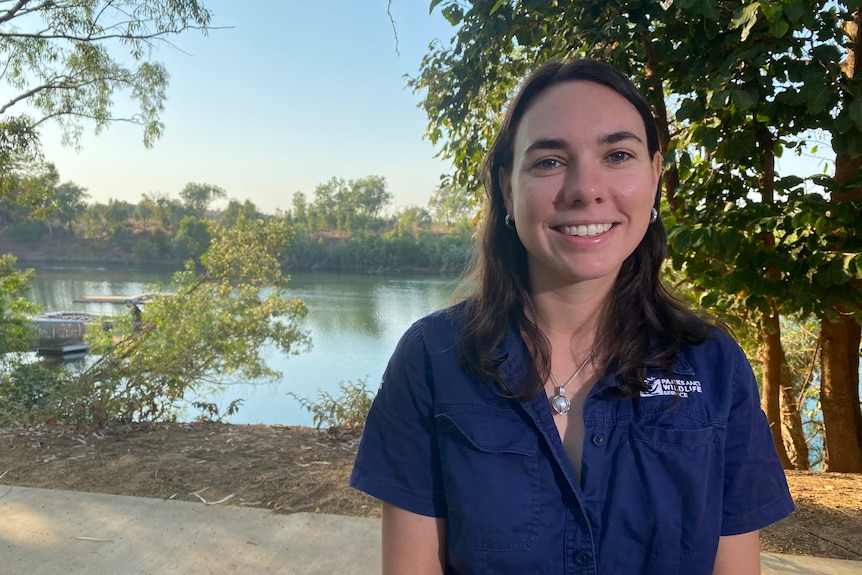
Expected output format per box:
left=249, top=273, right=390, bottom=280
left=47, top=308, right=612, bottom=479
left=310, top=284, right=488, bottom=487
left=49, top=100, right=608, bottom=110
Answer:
left=66, top=214, right=310, bottom=428
left=48, top=182, right=89, bottom=235
left=0, top=160, right=60, bottom=226
left=428, top=182, right=479, bottom=226
left=0, top=162, right=475, bottom=274
left=288, top=378, right=375, bottom=431
left=416, top=0, right=862, bottom=470
left=0, top=0, right=213, bottom=156
left=0, top=254, right=53, bottom=426
left=0, top=254, right=40, bottom=354
left=222, top=199, right=259, bottom=228
left=414, top=0, right=862, bottom=317
left=0, top=360, right=70, bottom=426
left=180, top=182, right=227, bottom=216
left=171, top=215, right=212, bottom=261
left=307, top=176, right=393, bottom=231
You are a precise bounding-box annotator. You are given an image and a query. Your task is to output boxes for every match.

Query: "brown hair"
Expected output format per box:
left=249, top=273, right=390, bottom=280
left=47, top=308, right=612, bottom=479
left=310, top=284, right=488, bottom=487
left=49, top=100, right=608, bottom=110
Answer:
left=457, top=59, right=712, bottom=397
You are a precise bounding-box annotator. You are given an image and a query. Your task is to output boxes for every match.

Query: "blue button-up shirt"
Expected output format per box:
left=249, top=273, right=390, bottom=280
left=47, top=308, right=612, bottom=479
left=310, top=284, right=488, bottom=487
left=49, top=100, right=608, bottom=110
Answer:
left=350, top=305, right=794, bottom=574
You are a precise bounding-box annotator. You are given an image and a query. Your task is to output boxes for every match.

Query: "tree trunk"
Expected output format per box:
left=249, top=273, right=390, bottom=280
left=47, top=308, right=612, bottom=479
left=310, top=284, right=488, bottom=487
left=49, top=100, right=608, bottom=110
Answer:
left=779, top=350, right=810, bottom=470
left=820, top=8, right=862, bottom=473
left=821, top=316, right=862, bottom=472
left=759, top=311, right=793, bottom=469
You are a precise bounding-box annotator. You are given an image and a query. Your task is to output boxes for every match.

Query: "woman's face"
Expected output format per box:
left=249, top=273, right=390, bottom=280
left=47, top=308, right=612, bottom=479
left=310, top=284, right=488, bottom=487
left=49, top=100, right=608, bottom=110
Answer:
left=501, top=80, right=661, bottom=294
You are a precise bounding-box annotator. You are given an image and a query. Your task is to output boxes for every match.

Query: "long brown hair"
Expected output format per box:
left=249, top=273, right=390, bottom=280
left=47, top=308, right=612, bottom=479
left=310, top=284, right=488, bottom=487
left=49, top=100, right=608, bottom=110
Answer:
left=457, top=59, right=712, bottom=397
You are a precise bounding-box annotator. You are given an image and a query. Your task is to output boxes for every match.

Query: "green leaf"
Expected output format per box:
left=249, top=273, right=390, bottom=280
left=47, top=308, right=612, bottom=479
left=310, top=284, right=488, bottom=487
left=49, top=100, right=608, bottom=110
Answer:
left=807, top=84, right=833, bottom=115
left=709, top=90, right=730, bottom=108
left=770, top=17, right=790, bottom=37
left=782, top=0, right=804, bottom=21
left=441, top=4, right=463, bottom=25
left=730, top=2, right=761, bottom=41
left=731, top=89, right=756, bottom=111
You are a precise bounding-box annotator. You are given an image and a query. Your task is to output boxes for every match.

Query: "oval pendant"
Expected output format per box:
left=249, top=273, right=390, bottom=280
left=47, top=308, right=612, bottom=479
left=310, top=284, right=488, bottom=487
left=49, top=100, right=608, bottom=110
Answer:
left=551, top=394, right=571, bottom=415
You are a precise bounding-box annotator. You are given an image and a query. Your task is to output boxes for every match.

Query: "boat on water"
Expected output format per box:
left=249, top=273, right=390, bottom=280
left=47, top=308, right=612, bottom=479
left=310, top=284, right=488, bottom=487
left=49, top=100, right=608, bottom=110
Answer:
left=32, top=294, right=158, bottom=357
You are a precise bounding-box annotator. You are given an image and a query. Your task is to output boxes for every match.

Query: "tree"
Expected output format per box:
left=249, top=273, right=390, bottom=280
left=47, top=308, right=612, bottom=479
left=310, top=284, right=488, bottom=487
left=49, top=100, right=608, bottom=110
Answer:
left=45, top=181, right=88, bottom=235
left=428, top=182, right=476, bottom=226
left=415, top=0, right=862, bottom=470
left=180, top=182, right=227, bottom=217
left=0, top=254, right=39, bottom=357
left=136, top=194, right=156, bottom=227
left=70, top=214, right=309, bottom=426
left=0, top=0, right=213, bottom=157
left=221, top=199, right=259, bottom=228
left=291, top=191, right=309, bottom=224
left=103, top=199, right=132, bottom=240
left=0, top=160, right=60, bottom=227
left=313, top=177, right=342, bottom=228
left=347, top=175, right=392, bottom=219
left=172, top=215, right=211, bottom=261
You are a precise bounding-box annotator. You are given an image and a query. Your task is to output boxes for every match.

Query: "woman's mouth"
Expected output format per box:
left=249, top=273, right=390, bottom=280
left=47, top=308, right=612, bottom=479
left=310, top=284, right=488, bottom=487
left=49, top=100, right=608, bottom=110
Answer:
left=555, top=223, right=613, bottom=237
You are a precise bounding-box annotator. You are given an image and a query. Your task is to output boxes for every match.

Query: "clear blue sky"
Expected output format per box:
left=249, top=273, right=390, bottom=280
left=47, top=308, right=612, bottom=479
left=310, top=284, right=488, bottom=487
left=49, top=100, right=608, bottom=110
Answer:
left=38, top=1, right=455, bottom=214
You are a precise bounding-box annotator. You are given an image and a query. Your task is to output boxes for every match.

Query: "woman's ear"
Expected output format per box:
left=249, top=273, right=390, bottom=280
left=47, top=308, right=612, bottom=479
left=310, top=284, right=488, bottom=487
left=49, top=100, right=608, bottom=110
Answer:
left=652, top=152, right=663, bottom=185
left=499, top=168, right=514, bottom=216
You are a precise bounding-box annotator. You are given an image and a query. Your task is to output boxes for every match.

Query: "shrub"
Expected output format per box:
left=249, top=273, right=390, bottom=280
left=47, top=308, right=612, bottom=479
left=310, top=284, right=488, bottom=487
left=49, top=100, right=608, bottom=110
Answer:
left=288, top=377, right=374, bottom=431
left=7, top=220, right=44, bottom=241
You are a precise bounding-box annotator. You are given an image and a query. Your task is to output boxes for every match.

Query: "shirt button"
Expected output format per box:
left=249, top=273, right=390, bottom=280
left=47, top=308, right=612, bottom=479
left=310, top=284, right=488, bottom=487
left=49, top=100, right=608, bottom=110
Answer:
left=574, top=551, right=590, bottom=565
left=591, top=433, right=605, bottom=447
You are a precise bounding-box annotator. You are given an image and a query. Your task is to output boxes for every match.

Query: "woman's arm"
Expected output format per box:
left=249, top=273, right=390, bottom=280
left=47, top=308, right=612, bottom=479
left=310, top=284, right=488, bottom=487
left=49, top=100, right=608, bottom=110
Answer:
left=712, top=531, right=761, bottom=575
left=382, top=502, right=446, bottom=575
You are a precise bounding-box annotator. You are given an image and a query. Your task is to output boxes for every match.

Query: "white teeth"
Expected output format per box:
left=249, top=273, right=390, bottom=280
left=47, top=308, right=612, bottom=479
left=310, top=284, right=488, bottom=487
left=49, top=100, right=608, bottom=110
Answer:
left=558, top=223, right=612, bottom=237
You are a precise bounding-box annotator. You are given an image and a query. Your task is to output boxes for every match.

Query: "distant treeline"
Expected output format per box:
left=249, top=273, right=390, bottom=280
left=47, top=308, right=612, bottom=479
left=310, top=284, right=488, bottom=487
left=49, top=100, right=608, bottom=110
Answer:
left=0, top=173, right=477, bottom=274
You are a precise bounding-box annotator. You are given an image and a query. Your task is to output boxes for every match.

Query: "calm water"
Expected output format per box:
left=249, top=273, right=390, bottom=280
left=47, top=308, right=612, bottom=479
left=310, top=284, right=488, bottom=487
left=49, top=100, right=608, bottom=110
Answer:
left=26, top=265, right=459, bottom=426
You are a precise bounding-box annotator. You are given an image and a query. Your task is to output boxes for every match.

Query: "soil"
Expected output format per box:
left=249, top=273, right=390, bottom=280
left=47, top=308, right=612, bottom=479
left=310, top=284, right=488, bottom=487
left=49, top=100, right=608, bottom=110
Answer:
left=1, top=422, right=860, bottom=561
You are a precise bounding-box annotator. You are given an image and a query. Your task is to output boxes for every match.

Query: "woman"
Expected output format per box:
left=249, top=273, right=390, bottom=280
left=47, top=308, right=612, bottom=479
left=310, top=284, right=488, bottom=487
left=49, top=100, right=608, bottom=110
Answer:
left=350, top=59, right=794, bottom=574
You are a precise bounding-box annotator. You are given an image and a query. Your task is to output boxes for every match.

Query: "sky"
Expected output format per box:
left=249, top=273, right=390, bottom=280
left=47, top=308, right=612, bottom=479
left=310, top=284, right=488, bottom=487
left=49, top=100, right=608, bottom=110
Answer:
left=36, top=1, right=456, bottom=215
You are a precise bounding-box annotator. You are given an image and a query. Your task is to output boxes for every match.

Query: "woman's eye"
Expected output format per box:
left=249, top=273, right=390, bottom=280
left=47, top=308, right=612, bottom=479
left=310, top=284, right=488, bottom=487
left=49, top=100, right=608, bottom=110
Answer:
left=608, top=151, right=632, bottom=163
left=536, top=158, right=562, bottom=169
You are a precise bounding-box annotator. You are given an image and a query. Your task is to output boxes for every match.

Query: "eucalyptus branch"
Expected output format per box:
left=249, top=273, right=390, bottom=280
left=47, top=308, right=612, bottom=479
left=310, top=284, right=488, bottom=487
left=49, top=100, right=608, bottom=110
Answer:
left=796, top=334, right=822, bottom=408
left=0, top=0, right=32, bottom=26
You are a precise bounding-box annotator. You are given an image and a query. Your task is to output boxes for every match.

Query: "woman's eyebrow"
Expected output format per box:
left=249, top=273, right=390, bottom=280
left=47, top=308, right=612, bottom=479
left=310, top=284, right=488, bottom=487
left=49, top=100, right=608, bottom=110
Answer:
left=524, top=137, right=568, bottom=154
left=524, top=131, right=644, bottom=154
left=598, top=130, right=643, bottom=146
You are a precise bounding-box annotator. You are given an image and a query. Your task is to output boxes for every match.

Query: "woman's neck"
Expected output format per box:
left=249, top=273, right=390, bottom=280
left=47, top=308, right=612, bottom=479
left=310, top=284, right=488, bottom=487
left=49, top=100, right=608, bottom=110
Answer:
left=528, top=279, right=611, bottom=341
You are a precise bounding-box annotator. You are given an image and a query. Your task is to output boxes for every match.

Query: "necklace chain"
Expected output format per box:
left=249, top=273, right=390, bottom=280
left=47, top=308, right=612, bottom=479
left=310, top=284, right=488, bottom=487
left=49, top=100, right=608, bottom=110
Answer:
left=549, top=340, right=602, bottom=416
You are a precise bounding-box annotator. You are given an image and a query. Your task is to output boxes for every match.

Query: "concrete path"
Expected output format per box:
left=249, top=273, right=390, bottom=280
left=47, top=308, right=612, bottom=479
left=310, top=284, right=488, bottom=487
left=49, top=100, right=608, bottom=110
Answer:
left=1, top=484, right=859, bottom=575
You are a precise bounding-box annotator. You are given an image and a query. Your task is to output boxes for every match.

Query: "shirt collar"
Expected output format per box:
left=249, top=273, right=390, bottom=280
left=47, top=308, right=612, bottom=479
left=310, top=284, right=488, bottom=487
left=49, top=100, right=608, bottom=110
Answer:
left=494, top=322, right=696, bottom=396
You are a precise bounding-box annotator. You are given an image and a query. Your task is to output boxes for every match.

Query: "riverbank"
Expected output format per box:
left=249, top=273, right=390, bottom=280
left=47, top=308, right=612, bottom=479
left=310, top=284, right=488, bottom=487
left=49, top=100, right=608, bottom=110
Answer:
left=0, top=421, right=860, bottom=561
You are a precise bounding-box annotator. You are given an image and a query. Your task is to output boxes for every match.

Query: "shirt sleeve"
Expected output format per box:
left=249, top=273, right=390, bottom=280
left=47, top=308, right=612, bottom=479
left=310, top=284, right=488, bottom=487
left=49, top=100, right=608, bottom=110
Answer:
left=720, top=343, right=795, bottom=535
left=348, top=320, right=445, bottom=518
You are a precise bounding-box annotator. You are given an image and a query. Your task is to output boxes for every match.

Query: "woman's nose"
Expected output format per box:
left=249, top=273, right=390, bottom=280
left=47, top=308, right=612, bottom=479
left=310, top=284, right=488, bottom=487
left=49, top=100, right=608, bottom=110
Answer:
left=561, top=162, right=604, bottom=205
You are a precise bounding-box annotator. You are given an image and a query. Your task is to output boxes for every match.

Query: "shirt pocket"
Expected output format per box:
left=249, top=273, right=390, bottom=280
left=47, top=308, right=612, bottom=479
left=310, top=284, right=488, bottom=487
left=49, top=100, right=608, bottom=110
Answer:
left=617, top=420, right=719, bottom=570
left=435, top=409, right=540, bottom=552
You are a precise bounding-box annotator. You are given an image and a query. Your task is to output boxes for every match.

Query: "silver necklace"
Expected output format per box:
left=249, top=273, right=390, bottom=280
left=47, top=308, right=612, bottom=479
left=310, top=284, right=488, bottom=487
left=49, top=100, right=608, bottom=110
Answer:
left=549, top=342, right=601, bottom=415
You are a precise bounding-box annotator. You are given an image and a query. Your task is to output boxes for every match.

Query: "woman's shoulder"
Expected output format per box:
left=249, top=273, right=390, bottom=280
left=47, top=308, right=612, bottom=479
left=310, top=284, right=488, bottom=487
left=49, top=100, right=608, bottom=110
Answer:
left=393, top=300, right=468, bottom=352
left=408, top=300, right=469, bottom=333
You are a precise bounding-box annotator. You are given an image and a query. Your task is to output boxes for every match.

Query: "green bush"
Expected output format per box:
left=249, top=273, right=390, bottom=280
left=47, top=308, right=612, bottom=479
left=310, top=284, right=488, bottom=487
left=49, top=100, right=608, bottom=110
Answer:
left=288, top=377, right=374, bottom=431
left=0, top=360, right=70, bottom=426
left=7, top=220, right=44, bottom=241
left=133, top=239, right=159, bottom=261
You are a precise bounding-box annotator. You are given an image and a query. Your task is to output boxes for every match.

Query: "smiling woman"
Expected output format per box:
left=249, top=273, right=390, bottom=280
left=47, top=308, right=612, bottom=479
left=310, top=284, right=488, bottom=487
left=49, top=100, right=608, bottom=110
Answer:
left=349, top=59, right=795, bottom=575
left=500, top=80, right=662, bottom=291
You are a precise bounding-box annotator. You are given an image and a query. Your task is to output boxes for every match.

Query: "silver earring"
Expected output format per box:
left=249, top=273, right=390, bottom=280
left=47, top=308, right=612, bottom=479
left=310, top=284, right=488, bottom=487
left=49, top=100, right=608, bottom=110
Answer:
left=504, top=214, right=516, bottom=229
left=650, top=208, right=658, bottom=223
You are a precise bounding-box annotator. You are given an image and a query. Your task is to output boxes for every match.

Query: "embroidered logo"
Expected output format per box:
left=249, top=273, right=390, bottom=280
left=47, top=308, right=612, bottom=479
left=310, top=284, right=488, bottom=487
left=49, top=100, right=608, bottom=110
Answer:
left=641, top=376, right=702, bottom=398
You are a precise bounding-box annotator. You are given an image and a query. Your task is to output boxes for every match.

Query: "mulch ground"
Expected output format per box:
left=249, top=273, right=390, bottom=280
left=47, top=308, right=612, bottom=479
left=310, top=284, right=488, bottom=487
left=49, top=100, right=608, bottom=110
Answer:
left=0, top=421, right=860, bottom=560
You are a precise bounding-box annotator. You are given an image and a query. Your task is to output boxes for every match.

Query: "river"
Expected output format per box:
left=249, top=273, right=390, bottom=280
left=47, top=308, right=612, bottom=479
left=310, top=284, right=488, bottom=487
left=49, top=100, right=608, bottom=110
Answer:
left=26, top=264, right=459, bottom=426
